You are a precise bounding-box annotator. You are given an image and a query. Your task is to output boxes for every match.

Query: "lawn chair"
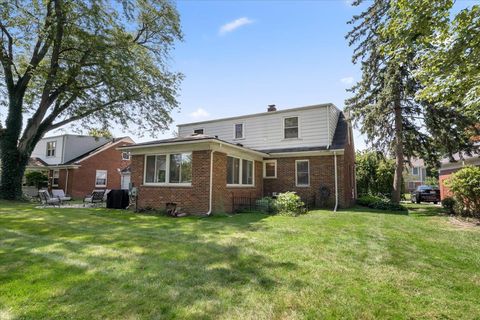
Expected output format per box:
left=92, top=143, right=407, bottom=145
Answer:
left=83, top=190, right=106, bottom=207
left=38, top=190, right=60, bottom=207
left=51, top=189, right=72, bottom=203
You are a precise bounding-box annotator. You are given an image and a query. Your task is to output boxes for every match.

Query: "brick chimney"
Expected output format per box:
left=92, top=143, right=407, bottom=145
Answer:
left=267, top=104, right=277, bottom=112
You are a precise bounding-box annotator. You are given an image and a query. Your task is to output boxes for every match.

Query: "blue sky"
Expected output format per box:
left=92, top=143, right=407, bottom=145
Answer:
left=137, top=0, right=367, bottom=148
left=66, top=0, right=477, bottom=149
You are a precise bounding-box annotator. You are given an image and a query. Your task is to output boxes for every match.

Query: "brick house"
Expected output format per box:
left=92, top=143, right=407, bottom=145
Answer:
left=120, top=103, right=356, bottom=214
left=26, top=135, right=134, bottom=198
left=438, top=149, right=480, bottom=200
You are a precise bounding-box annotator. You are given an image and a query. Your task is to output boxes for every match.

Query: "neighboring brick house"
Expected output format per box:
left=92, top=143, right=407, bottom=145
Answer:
left=120, top=103, right=356, bottom=214
left=26, top=135, right=134, bottom=198
left=438, top=149, right=480, bottom=200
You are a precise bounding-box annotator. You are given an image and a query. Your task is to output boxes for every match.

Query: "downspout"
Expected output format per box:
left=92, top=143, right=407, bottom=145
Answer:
left=204, top=150, right=214, bottom=216
left=65, top=169, right=69, bottom=194
left=334, top=151, right=339, bottom=212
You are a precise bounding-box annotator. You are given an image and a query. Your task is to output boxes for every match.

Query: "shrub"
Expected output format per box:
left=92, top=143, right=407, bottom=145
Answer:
left=357, top=195, right=407, bottom=212
left=274, top=192, right=305, bottom=216
left=441, top=197, right=456, bottom=215
left=25, top=171, right=48, bottom=189
left=256, top=197, right=276, bottom=214
left=445, top=166, right=480, bottom=217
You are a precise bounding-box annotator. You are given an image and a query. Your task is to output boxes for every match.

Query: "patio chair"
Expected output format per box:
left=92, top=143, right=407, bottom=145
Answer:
left=38, top=190, right=60, bottom=207
left=83, top=190, right=106, bottom=207
left=51, top=189, right=72, bottom=203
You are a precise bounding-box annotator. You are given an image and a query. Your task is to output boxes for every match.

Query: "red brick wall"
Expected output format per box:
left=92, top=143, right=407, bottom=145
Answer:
left=439, top=173, right=453, bottom=200
left=50, top=141, right=132, bottom=198
left=131, top=150, right=263, bottom=214
left=212, top=152, right=263, bottom=213
left=264, top=153, right=355, bottom=208
left=131, top=150, right=211, bottom=214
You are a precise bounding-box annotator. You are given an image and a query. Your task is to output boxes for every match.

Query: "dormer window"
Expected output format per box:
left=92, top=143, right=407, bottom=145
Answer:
left=46, top=141, right=56, bottom=157
left=234, top=123, right=244, bottom=139
left=284, top=117, right=298, bottom=139
left=193, top=128, right=204, bottom=135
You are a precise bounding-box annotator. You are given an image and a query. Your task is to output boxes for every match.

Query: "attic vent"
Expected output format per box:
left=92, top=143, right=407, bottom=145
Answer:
left=267, top=104, right=277, bottom=112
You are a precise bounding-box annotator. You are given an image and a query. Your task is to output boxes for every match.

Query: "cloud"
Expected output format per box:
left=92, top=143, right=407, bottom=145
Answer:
left=340, top=77, right=355, bottom=85
left=219, top=17, right=254, bottom=35
left=189, top=108, right=209, bottom=119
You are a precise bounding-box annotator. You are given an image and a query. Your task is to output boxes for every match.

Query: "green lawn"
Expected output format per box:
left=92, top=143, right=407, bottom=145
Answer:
left=1, top=202, right=479, bottom=319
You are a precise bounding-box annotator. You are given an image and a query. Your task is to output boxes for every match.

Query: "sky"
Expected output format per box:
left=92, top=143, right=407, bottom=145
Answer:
left=52, top=0, right=476, bottom=150
left=129, top=0, right=367, bottom=148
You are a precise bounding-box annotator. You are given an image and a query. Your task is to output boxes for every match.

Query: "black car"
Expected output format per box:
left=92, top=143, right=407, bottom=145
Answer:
left=411, top=185, right=440, bottom=204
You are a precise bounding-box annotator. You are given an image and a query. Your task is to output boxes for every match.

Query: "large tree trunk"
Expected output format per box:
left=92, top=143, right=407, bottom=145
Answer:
left=392, top=99, right=404, bottom=204
left=0, top=148, right=29, bottom=200
left=0, top=97, right=28, bottom=200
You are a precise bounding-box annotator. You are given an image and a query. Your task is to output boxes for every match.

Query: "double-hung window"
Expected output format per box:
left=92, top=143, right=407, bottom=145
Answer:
left=234, top=123, right=244, bottom=139
left=295, top=160, right=309, bottom=186
left=46, top=141, right=56, bottom=157
left=95, top=170, right=107, bottom=187
left=52, top=169, right=60, bottom=187
left=144, top=153, right=192, bottom=185
left=227, top=156, right=254, bottom=186
left=284, top=117, right=299, bottom=139
left=263, top=160, right=277, bottom=178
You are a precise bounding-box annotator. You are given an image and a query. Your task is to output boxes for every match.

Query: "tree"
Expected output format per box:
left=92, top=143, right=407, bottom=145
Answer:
left=346, top=0, right=420, bottom=203
left=0, top=0, right=182, bottom=199
left=345, top=0, right=478, bottom=203
left=416, top=5, right=480, bottom=121
left=385, top=0, right=480, bottom=160
left=355, top=151, right=395, bottom=197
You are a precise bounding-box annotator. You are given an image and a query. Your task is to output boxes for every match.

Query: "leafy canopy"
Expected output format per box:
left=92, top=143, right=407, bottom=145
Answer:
left=0, top=0, right=183, bottom=136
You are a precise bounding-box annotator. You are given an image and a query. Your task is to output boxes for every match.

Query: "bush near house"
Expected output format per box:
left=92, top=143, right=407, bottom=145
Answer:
left=445, top=166, right=480, bottom=217
left=24, top=171, right=48, bottom=189
left=357, top=195, right=407, bottom=212
left=274, top=192, right=306, bottom=216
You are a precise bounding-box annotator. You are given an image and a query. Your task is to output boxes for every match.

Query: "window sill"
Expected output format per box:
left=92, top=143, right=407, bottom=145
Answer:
left=281, top=138, right=302, bottom=141
left=295, top=184, right=310, bottom=188
left=227, top=184, right=256, bottom=188
left=263, top=176, right=277, bottom=179
left=142, top=183, right=192, bottom=187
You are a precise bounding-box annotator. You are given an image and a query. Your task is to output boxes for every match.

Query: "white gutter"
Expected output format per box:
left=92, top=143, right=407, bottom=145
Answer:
left=203, top=150, right=214, bottom=216
left=334, top=151, right=339, bottom=212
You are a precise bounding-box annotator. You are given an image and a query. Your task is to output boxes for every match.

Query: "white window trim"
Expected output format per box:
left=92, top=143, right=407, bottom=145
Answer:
left=412, top=167, right=419, bottom=176
left=263, top=160, right=277, bottom=179
left=226, top=155, right=255, bottom=187
left=95, top=169, right=108, bottom=187
left=52, top=169, right=59, bottom=187
left=143, top=153, right=192, bottom=187
left=233, top=123, right=245, bottom=140
left=122, top=152, right=131, bottom=160
left=283, top=116, right=300, bottom=140
left=193, top=128, right=205, bottom=135
left=46, top=141, right=56, bottom=158
left=295, top=159, right=310, bottom=187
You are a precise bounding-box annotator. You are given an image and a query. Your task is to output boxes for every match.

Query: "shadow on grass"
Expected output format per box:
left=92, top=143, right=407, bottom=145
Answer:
left=405, top=204, right=446, bottom=217
left=347, top=205, right=409, bottom=216
left=0, top=203, right=298, bottom=318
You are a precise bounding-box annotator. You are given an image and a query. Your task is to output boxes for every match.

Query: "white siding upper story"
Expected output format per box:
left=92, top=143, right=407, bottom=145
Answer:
left=31, top=134, right=109, bottom=165
left=178, top=104, right=341, bottom=151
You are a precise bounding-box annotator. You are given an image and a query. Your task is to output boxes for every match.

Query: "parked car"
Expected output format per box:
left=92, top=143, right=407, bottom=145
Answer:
left=411, top=185, right=440, bottom=204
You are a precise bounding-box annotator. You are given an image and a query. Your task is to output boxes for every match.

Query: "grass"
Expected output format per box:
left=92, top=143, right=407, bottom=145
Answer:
left=0, top=202, right=479, bottom=319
